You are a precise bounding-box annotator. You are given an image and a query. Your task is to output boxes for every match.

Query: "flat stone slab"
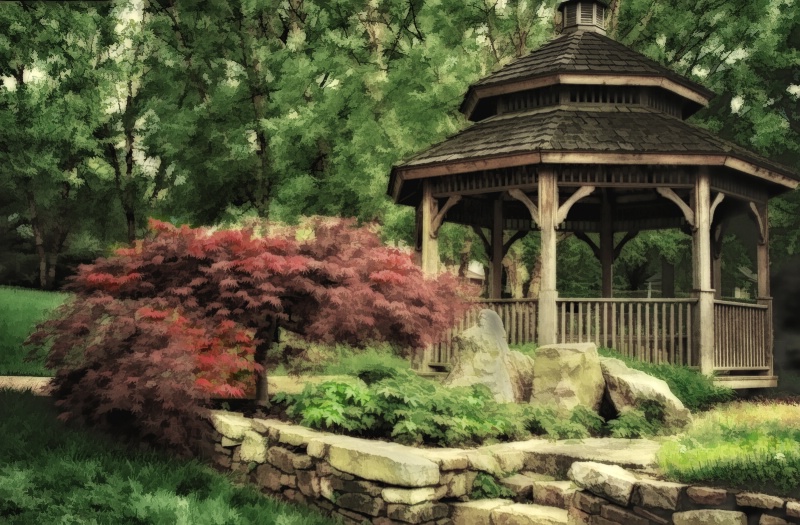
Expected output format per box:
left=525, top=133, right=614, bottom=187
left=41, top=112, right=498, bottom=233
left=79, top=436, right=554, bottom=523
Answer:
left=327, top=437, right=440, bottom=487
left=452, top=500, right=567, bottom=525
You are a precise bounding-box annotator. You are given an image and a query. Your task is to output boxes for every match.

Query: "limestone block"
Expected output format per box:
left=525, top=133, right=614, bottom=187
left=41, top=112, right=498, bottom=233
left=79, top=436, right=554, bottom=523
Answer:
left=239, top=430, right=267, bottom=463
left=416, top=448, right=470, bottom=471
left=292, top=454, right=313, bottom=470
left=382, top=487, right=437, bottom=505
left=490, top=502, right=569, bottom=525
left=500, top=474, right=535, bottom=501
left=566, top=506, right=591, bottom=525
left=441, top=471, right=474, bottom=498
left=268, top=446, right=298, bottom=474
left=220, top=436, right=242, bottom=447
left=532, top=481, right=577, bottom=509
left=600, top=504, right=648, bottom=525
left=335, top=493, right=384, bottom=517
left=211, top=413, right=252, bottom=440
left=255, top=463, right=282, bottom=492
left=787, top=501, right=800, bottom=517
left=687, top=486, right=729, bottom=506
left=386, top=502, right=449, bottom=524
left=736, top=492, right=785, bottom=509
left=329, top=477, right=382, bottom=497
left=673, top=510, right=747, bottom=525
left=327, top=438, right=439, bottom=487
left=633, top=479, right=687, bottom=510
left=600, top=357, right=692, bottom=428
left=451, top=500, right=510, bottom=525
left=568, top=462, right=638, bottom=506
left=759, top=515, right=789, bottom=525
left=531, top=343, right=605, bottom=412
left=296, top=469, right=321, bottom=498
left=571, top=491, right=606, bottom=514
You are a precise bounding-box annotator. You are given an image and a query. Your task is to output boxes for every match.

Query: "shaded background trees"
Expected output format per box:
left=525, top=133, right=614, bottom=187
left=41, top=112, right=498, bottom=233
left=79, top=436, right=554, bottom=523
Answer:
left=1, top=0, right=798, bottom=293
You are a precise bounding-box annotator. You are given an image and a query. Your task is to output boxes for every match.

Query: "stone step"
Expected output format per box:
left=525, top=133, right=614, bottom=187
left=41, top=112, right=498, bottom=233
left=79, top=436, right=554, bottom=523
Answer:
left=453, top=499, right=568, bottom=525
left=532, top=480, right=579, bottom=509
left=500, top=473, right=557, bottom=502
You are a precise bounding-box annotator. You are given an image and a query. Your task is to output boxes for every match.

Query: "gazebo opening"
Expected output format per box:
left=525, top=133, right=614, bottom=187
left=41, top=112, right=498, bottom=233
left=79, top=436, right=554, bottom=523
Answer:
left=388, top=0, right=800, bottom=389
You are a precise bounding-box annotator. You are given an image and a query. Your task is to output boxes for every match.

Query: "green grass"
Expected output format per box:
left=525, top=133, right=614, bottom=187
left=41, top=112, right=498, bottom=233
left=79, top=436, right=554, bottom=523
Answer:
left=658, top=400, right=800, bottom=497
left=0, top=286, right=71, bottom=376
left=0, top=388, right=339, bottom=525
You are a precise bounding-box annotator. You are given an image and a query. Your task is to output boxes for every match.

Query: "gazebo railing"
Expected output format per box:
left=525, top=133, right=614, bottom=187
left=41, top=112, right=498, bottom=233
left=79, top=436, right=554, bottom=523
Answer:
left=556, top=298, right=698, bottom=367
left=713, top=300, right=770, bottom=370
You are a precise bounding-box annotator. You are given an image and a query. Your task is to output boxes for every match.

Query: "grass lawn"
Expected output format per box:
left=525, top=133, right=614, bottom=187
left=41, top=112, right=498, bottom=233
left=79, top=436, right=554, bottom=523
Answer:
left=0, top=388, right=339, bottom=525
left=0, top=286, right=71, bottom=376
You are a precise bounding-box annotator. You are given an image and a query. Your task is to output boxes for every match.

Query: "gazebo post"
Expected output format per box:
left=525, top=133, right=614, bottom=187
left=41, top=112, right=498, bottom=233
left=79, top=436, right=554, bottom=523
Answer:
left=537, top=168, right=559, bottom=345
left=600, top=189, right=614, bottom=298
left=751, top=202, right=773, bottom=374
left=712, top=224, right=724, bottom=299
left=693, top=168, right=715, bottom=375
left=420, top=180, right=439, bottom=276
left=490, top=196, right=504, bottom=298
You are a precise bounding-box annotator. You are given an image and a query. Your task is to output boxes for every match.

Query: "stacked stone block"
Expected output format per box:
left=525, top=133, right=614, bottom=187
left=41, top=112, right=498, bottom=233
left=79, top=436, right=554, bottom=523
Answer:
left=567, top=461, right=800, bottom=525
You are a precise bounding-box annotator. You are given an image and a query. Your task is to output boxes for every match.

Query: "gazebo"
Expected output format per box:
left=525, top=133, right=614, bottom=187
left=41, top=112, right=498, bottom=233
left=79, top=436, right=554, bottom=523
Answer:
left=387, top=0, right=800, bottom=388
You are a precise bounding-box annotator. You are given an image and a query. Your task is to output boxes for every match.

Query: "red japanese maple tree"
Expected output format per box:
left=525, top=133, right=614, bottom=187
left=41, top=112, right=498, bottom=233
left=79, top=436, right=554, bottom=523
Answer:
left=27, top=217, right=473, bottom=457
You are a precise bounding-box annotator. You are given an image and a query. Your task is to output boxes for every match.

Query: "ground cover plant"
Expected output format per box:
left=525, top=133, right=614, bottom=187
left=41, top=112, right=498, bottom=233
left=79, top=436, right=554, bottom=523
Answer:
left=0, top=388, right=338, bottom=525
left=0, top=286, right=70, bottom=376
left=25, top=217, right=473, bottom=457
left=658, top=399, right=800, bottom=497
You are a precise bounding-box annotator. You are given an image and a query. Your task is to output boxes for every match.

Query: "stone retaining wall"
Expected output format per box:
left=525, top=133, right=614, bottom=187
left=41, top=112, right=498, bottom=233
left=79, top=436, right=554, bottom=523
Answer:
left=567, top=461, right=800, bottom=525
left=209, top=411, right=800, bottom=525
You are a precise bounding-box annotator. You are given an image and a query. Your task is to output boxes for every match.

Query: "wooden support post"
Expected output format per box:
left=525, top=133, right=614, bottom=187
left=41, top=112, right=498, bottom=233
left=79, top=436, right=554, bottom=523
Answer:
left=751, top=201, right=773, bottom=375
left=420, top=180, right=439, bottom=276
left=537, top=169, right=558, bottom=345
left=490, top=196, right=504, bottom=299
left=712, top=224, right=724, bottom=299
left=692, top=170, right=715, bottom=375
left=662, top=259, right=675, bottom=298
left=600, top=189, right=614, bottom=298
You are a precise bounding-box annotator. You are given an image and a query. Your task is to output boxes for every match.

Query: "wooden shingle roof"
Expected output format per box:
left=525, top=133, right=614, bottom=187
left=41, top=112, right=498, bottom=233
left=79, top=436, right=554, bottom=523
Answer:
left=461, top=30, right=715, bottom=120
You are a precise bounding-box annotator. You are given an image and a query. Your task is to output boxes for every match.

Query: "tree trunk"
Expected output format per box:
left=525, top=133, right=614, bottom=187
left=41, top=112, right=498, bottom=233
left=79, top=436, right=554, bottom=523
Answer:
left=126, top=208, right=136, bottom=245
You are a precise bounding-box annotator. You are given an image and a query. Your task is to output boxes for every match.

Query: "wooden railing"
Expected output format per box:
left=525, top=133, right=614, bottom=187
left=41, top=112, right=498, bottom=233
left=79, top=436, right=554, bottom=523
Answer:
left=427, top=299, right=538, bottom=365
left=556, top=298, right=698, bottom=367
left=713, top=300, right=770, bottom=370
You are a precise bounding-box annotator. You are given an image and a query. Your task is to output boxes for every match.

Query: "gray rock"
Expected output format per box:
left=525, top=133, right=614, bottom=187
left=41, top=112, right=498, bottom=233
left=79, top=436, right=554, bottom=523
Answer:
left=531, top=343, right=604, bottom=412
left=443, top=309, right=534, bottom=403
left=600, top=357, right=692, bottom=428
left=568, top=461, right=638, bottom=506
left=673, top=510, right=747, bottom=525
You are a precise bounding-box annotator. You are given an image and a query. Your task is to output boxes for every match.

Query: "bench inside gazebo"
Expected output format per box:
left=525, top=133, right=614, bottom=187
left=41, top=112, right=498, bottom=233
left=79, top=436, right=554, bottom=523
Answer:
left=387, top=0, right=800, bottom=389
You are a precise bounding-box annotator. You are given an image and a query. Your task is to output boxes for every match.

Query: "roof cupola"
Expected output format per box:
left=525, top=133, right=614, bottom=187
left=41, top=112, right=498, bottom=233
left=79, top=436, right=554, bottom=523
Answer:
left=558, top=0, right=608, bottom=35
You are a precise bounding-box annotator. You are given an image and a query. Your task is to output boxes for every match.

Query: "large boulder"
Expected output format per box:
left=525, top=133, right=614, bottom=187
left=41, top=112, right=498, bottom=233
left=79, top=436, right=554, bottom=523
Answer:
left=600, top=357, right=691, bottom=428
left=531, top=342, right=605, bottom=413
left=443, top=309, right=534, bottom=403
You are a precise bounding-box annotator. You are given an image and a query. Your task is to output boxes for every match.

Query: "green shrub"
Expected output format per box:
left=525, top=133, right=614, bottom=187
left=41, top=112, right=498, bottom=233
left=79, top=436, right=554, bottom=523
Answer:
left=607, top=409, right=660, bottom=438
left=598, top=347, right=734, bottom=411
left=509, top=342, right=538, bottom=359
left=470, top=472, right=515, bottom=499
left=275, top=370, right=532, bottom=447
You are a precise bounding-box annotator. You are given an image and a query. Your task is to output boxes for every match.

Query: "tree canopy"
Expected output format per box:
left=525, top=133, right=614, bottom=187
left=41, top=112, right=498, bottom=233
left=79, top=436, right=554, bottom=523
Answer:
left=1, top=0, right=797, bottom=291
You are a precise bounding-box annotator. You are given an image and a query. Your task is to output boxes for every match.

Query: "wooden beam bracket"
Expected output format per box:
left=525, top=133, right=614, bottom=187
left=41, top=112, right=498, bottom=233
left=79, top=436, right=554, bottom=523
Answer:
left=656, top=187, right=695, bottom=229
left=574, top=231, right=600, bottom=259
left=430, top=195, right=461, bottom=239
left=556, top=185, right=595, bottom=226
left=503, top=231, right=527, bottom=255
left=614, top=230, right=639, bottom=259
left=471, top=226, right=491, bottom=255
left=749, top=201, right=767, bottom=243
left=508, top=189, right=539, bottom=226
left=709, top=192, right=725, bottom=224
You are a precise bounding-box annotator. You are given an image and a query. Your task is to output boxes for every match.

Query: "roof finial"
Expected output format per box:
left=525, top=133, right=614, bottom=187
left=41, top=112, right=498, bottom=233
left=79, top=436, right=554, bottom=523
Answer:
left=558, top=0, right=608, bottom=35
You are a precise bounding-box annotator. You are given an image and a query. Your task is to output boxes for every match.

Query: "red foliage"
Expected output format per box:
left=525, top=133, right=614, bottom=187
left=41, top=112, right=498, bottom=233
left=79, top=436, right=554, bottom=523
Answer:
left=26, top=216, right=474, bottom=457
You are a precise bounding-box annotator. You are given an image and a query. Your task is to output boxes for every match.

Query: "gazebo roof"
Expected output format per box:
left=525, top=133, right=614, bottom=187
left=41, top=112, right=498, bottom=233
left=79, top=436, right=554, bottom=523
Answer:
left=461, top=30, right=715, bottom=121
left=390, top=105, right=799, bottom=204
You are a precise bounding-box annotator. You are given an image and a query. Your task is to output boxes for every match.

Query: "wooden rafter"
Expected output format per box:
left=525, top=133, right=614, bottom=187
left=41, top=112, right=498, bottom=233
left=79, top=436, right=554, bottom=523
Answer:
left=749, top=201, right=766, bottom=243
left=471, top=225, right=491, bottom=255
